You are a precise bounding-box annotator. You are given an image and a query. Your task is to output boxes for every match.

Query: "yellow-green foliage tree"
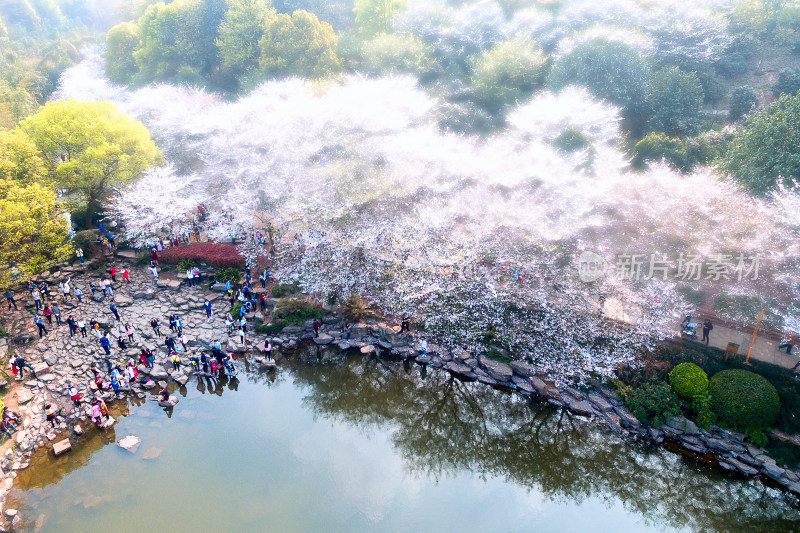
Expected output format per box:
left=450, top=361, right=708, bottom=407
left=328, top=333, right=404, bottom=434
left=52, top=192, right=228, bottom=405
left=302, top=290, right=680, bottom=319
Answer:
left=105, top=22, right=140, bottom=85
left=353, top=0, right=400, bottom=39
left=361, top=32, right=435, bottom=76
left=259, top=10, right=340, bottom=79
left=470, top=37, right=547, bottom=113
left=21, top=99, right=163, bottom=227
left=0, top=128, right=71, bottom=288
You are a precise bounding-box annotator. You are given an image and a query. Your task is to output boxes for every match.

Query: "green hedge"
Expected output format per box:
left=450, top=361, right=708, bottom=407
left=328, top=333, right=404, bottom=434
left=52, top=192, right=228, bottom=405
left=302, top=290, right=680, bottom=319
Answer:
left=669, top=362, right=709, bottom=398
left=623, top=381, right=682, bottom=427
left=709, top=369, right=781, bottom=436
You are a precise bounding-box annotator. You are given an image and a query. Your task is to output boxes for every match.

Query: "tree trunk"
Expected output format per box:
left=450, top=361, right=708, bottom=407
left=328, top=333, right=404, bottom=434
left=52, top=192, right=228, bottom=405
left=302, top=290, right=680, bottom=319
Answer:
left=85, top=194, right=98, bottom=228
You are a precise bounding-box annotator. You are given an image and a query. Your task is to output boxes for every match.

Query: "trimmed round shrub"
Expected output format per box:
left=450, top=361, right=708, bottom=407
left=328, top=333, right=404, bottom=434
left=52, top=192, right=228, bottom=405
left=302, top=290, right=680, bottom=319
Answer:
left=669, top=362, right=709, bottom=398
left=709, top=369, right=781, bottom=432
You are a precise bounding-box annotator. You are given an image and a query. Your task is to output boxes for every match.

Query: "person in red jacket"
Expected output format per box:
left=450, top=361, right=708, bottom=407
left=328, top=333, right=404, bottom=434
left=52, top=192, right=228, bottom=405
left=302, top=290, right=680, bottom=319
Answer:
left=109, top=264, right=117, bottom=282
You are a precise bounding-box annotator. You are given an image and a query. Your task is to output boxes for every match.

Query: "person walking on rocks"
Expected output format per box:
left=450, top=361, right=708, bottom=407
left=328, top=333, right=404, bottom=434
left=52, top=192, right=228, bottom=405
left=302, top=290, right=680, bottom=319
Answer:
left=62, top=277, right=71, bottom=301
left=122, top=268, right=130, bottom=284
left=125, top=324, right=135, bottom=343
left=110, top=264, right=118, bottom=282
left=109, top=300, right=120, bottom=321
left=3, top=289, right=17, bottom=310
left=117, top=336, right=128, bottom=350
left=150, top=262, right=159, bottom=281
left=264, top=340, right=272, bottom=361
left=31, top=288, right=41, bottom=311
left=33, top=314, right=47, bottom=338
left=238, top=325, right=246, bottom=344
left=74, top=286, right=82, bottom=303
left=179, top=333, right=188, bottom=352
left=225, top=313, right=234, bottom=336
left=151, top=318, right=162, bottom=337
left=169, top=314, right=177, bottom=333
left=14, top=356, right=36, bottom=379
left=165, top=335, right=176, bottom=353
left=204, top=300, right=213, bottom=321
left=312, top=320, right=321, bottom=338
left=175, top=315, right=184, bottom=335
left=99, top=333, right=111, bottom=355
left=78, top=318, right=87, bottom=338
left=701, top=319, right=713, bottom=344
left=75, top=247, right=84, bottom=264
left=67, top=315, right=76, bottom=338
left=43, top=304, right=53, bottom=325
left=170, top=352, right=181, bottom=371
left=51, top=303, right=61, bottom=326
left=186, top=268, right=194, bottom=287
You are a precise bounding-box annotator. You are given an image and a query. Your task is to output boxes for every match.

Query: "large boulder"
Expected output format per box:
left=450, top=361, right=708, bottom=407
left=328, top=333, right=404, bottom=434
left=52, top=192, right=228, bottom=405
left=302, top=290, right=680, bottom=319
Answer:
left=148, top=366, right=169, bottom=380
left=509, top=360, right=539, bottom=379
left=118, top=435, right=141, bottom=453
left=313, top=334, right=333, bottom=345
left=478, top=355, right=513, bottom=382
left=114, top=295, right=133, bottom=307
left=132, top=290, right=156, bottom=300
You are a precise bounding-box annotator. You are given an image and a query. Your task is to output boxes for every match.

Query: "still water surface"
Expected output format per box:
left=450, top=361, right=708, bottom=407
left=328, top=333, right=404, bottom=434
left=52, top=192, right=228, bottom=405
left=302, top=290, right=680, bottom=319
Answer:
left=8, top=356, right=800, bottom=532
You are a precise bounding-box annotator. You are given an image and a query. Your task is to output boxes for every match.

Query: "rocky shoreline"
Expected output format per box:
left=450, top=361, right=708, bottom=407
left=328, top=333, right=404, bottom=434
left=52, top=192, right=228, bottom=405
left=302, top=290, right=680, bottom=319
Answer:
left=0, top=257, right=798, bottom=529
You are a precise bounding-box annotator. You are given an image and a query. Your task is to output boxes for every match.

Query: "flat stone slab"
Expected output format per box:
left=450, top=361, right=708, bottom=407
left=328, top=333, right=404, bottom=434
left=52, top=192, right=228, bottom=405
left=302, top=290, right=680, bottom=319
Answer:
left=360, top=345, right=376, bottom=354
left=118, top=435, right=142, bottom=453
left=478, top=355, right=513, bottom=382
left=313, top=334, right=333, bottom=345
left=100, top=416, right=116, bottom=428
left=32, top=362, right=51, bottom=376
left=16, top=389, right=33, bottom=404
left=53, top=439, right=71, bottom=456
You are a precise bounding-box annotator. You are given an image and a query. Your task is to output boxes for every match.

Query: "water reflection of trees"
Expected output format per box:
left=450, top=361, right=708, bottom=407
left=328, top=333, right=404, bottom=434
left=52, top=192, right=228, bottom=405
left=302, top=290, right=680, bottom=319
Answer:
left=289, top=356, right=800, bottom=533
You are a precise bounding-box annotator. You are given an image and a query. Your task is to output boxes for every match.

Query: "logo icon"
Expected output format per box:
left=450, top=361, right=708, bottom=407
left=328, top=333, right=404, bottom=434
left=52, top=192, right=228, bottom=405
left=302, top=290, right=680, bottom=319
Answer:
left=577, top=251, right=607, bottom=282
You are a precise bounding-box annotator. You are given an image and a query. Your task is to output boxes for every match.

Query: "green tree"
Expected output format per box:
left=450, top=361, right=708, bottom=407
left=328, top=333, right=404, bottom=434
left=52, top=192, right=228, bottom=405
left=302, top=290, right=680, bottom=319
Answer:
left=21, top=99, right=163, bottom=226
left=0, top=128, right=46, bottom=185
left=133, top=0, right=206, bottom=84
left=720, top=93, right=800, bottom=195
left=547, top=38, right=649, bottom=115
left=361, top=32, right=434, bottom=77
left=216, top=0, right=274, bottom=84
left=105, top=22, right=140, bottom=85
left=470, top=37, right=546, bottom=114
left=647, top=67, right=703, bottom=136
left=0, top=181, right=71, bottom=289
left=258, top=10, right=340, bottom=78
left=633, top=132, right=687, bottom=170
left=353, top=0, right=398, bottom=39
left=772, top=67, right=800, bottom=96
left=729, top=86, right=759, bottom=120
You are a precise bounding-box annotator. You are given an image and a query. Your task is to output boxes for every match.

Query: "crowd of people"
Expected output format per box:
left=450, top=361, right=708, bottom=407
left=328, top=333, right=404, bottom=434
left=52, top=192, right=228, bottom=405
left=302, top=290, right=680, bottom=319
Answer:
left=1, top=253, right=280, bottom=436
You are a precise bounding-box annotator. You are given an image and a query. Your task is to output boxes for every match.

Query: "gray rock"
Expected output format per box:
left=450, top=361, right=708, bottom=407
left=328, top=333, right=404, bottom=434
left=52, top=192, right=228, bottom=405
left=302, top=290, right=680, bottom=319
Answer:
left=360, top=345, right=376, bottom=355
left=114, top=295, right=133, bottom=307
left=720, top=458, right=759, bottom=477
left=508, top=360, right=538, bottom=378
left=132, top=290, right=156, bottom=300
left=565, top=398, right=593, bottom=416
left=175, top=375, right=189, bottom=386
left=118, top=435, right=141, bottom=453
left=313, top=334, right=333, bottom=345
left=529, top=376, right=547, bottom=394
left=478, top=355, right=513, bottom=382
left=53, top=439, right=71, bottom=456
left=511, top=376, right=534, bottom=394
left=444, top=361, right=473, bottom=377
left=587, top=393, right=613, bottom=413
left=148, top=366, right=168, bottom=380
left=665, top=416, right=700, bottom=436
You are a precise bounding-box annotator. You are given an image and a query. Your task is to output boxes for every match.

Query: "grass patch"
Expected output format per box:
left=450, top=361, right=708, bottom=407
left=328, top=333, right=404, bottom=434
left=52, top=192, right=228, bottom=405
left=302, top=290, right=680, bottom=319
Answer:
left=254, top=322, right=286, bottom=334
left=272, top=298, right=323, bottom=325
